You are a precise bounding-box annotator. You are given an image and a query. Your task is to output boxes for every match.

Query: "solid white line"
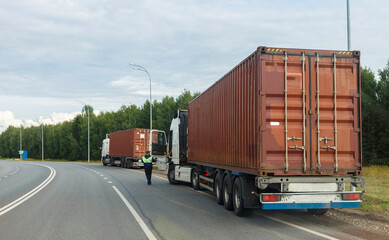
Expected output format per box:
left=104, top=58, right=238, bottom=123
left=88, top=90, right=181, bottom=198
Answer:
left=0, top=164, right=56, bottom=216
left=112, top=186, right=157, bottom=240
left=260, top=214, right=340, bottom=240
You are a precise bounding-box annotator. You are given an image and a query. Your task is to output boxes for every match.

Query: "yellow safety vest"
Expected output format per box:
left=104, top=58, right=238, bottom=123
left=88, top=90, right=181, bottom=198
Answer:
left=142, top=156, right=153, bottom=163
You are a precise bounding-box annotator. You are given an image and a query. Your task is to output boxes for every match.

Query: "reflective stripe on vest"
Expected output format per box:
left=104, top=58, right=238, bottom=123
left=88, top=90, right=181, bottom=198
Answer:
left=142, top=156, right=152, bottom=163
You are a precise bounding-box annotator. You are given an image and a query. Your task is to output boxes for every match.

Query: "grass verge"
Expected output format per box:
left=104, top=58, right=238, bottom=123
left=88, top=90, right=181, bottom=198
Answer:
left=357, top=165, right=389, bottom=214
left=19, top=158, right=101, bottom=164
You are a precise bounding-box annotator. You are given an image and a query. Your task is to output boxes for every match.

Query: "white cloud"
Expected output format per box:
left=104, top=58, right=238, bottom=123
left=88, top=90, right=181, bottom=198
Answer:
left=111, top=75, right=183, bottom=98
left=0, top=0, right=388, bottom=130
left=0, top=111, right=23, bottom=132
left=0, top=110, right=79, bottom=133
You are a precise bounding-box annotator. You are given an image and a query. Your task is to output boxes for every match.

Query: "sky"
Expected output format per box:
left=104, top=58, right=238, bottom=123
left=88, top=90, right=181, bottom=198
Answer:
left=0, top=0, right=388, bottom=132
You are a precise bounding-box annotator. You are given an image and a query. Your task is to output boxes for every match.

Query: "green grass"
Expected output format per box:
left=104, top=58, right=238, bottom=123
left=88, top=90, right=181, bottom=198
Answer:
left=20, top=158, right=101, bottom=164
left=356, top=165, right=389, bottom=214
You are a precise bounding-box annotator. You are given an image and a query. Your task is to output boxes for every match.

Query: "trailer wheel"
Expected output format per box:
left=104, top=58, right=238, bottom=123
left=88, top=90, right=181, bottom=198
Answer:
left=222, top=173, right=233, bottom=210
left=233, top=177, right=251, bottom=217
left=129, top=161, right=133, bottom=169
left=191, top=169, right=200, bottom=190
left=214, top=172, right=223, bottom=205
left=168, top=164, right=177, bottom=184
left=307, top=209, right=328, bottom=215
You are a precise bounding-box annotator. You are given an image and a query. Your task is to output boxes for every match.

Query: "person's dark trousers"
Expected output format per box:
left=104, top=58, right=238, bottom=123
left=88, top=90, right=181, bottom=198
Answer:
left=144, top=163, right=153, bottom=185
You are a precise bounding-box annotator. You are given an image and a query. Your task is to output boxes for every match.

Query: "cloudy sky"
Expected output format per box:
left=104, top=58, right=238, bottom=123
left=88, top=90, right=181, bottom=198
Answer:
left=0, top=0, right=388, bottom=132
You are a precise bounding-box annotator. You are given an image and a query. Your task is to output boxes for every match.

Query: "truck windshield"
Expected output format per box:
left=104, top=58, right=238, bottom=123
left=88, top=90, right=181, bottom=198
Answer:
left=151, top=131, right=167, bottom=155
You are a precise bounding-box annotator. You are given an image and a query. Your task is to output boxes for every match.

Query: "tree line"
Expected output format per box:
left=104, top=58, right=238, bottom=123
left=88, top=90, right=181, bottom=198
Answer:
left=0, top=90, right=200, bottom=161
left=1, top=61, right=389, bottom=165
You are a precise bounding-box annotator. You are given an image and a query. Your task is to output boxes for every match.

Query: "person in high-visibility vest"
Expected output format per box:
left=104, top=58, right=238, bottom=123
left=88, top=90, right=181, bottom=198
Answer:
left=142, top=150, right=155, bottom=185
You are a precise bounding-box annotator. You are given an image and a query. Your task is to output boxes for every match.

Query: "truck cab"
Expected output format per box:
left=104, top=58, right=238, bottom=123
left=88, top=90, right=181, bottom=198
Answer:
left=150, top=130, right=169, bottom=170
left=101, top=137, right=110, bottom=166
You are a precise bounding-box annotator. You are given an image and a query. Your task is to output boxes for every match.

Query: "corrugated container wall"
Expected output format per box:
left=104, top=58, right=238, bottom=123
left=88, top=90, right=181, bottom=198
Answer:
left=109, top=129, right=151, bottom=158
left=188, top=46, right=362, bottom=177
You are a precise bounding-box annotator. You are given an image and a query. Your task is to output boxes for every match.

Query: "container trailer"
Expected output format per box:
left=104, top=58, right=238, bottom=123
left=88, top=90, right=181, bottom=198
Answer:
left=101, top=128, right=167, bottom=169
left=167, top=46, right=365, bottom=216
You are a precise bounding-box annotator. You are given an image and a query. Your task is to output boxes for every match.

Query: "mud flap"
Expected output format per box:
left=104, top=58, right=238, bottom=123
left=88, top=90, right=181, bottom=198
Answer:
left=241, top=176, right=260, bottom=208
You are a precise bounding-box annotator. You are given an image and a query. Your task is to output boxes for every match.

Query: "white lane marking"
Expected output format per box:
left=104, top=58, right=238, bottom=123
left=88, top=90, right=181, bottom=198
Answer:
left=108, top=181, right=112, bottom=184
left=260, top=214, right=340, bottom=240
left=0, top=164, right=56, bottom=216
left=100, top=175, right=104, bottom=177
left=112, top=186, right=157, bottom=240
left=4, top=176, right=8, bottom=178
left=104, top=177, right=108, bottom=180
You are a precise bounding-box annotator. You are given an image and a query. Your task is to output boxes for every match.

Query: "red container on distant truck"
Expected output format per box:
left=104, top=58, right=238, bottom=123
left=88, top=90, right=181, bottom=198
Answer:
left=110, top=129, right=152, bottom=159
left=101, top=128, right=167, bottom=168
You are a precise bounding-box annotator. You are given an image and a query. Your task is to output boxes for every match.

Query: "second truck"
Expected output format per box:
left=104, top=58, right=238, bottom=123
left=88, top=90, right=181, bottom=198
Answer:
left=101, top=128, right=167, bottom=169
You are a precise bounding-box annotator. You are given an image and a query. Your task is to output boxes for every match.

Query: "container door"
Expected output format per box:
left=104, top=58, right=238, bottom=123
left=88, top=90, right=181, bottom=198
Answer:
left=260, top=49, right=361, bottom=176
left=260, top=51, right=308, bottom=175
left=310, top=53, right=361, bottom=175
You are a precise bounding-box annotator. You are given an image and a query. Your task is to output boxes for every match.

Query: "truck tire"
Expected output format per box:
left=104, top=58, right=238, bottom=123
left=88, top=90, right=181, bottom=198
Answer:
left=129, top=161, right=133, bottom=169
left=191, top=168, right=200, bottom=190
left=223, top=173, right=233, bottom=210
left=233, top=177, right=251, bottom=217
left=307, top=209, right=328, bottom=215
left=168, top=164, right=177, bottom=184
left=120, top=159, right=124, bottom=168
left=102, top=157, right=107, bottom=166
left=214, top=172, right=223, bottom=205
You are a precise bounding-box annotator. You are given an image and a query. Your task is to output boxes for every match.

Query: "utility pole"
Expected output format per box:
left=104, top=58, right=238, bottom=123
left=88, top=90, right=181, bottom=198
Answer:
left=128, top=63, right=152, bottom=131
left=42, top=123, right=44, bottom=161
left=20, top=124, right=22, bottom=160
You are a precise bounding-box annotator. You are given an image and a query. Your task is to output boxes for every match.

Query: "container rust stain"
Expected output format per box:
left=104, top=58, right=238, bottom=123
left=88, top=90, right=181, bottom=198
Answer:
left=188, top=47, right=362, bottom=177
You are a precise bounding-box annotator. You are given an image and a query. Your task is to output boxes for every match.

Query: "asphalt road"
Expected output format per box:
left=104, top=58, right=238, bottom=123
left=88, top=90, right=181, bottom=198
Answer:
left=0, top=160, right=384, bottom=240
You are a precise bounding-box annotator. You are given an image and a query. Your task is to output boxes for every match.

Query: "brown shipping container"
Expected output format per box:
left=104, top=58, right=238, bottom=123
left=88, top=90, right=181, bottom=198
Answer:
left=188, top=46, right=362, bottom=177
left=109, top=128, right=152, bottom=159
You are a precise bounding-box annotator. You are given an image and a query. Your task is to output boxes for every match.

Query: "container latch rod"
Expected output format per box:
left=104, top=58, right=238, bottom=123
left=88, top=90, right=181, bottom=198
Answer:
left=321, top=145, right=336, bottom=151
left=287, top=136, right=302, bottom=141
left=284, top=51, right=289, bottom=173
left=289, top=145, right=305, bottom=150
left=319, top=136, right=333, bottom=144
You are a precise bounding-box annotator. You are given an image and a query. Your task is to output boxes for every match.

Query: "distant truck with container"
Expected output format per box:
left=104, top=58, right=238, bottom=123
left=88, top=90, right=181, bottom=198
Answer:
left=166, top=46, right=365, bottom=216
left=101, top=128, right=167, bottom=169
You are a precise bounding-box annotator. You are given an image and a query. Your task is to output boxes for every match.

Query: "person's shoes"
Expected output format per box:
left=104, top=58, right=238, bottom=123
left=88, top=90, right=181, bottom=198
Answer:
left=148, top=181, right=151, bottom=185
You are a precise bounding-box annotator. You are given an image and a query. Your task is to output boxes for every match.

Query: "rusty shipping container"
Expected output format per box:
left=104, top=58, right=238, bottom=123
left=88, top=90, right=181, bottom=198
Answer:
left=188, top=46, right=362, bottom=177
left=109, top=128, right=153, bottom=159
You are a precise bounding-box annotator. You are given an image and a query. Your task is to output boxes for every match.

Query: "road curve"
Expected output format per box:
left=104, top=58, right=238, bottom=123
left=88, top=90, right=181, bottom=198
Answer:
left=0, top=160, right=385, bottom=240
